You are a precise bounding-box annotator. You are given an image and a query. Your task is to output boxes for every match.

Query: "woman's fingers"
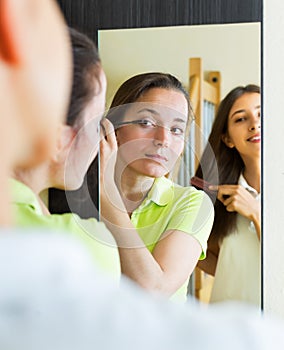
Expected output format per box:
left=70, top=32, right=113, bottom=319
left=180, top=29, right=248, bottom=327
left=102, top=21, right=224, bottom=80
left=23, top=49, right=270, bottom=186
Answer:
left=214, top=184, right=256, bottom=216
left=222, top=196, right=234, bottom=206
left=209, top=184, right=252, bottom=210
left=100, top=120, right=106, bottom=141
left=100, top=118, right=118, bottom=177
left=101, top=118, right=114, bottom=135
left=216, top=186, right=235, bottom=203
left=100, top=118, right=117, bottom=149
left=209, top=184, right=238, bottom=199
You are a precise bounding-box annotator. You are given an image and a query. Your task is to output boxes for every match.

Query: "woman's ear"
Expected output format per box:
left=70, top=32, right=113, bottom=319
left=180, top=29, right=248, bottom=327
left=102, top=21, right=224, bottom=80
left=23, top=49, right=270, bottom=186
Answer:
left=221, top=133, right=235, bottom=148
left=51, top=124, right=75, bottom=162
left=0, top=0, right=24, bottom=65
left=58, top=124, right=76, bottom=151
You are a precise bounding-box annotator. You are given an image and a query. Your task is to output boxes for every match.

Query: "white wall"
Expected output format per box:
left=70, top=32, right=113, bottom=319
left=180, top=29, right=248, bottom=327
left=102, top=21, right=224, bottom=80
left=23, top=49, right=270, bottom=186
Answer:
left=99, top=23, right=260, bottom=107
left=263, top=0, right=284, bottom=318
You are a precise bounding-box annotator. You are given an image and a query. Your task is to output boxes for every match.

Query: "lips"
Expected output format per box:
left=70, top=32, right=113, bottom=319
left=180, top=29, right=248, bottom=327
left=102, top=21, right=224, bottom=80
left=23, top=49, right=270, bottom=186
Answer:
left=247, top=134, right=261, bottom=142
left=145, top=153, right=168, bottom=162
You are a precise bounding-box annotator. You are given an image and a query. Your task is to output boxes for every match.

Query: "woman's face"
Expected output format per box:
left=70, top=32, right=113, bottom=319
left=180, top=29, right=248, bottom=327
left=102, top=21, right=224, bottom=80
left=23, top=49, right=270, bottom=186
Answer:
left=225, top=92, right=261, bottom=161
left=64, top=70, right=107, bottom=190
left=115, top=88, right=189, bottom=178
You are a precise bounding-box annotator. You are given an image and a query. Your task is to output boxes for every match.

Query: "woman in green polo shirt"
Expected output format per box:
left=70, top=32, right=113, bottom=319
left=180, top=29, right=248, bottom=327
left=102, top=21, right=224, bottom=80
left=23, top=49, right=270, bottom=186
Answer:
left=11, top=28, right=120, bottom=281
left=100, top=73, right=214, bottom=301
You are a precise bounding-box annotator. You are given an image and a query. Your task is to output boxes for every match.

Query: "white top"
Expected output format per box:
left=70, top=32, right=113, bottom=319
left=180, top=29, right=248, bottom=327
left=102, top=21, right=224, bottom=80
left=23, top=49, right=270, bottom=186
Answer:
left=210, top=174, right=261, bottom=306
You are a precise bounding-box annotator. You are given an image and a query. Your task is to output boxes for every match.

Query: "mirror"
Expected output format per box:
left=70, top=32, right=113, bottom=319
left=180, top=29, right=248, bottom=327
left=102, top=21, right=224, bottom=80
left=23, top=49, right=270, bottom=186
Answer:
left=98, top=22, right=261, bottom=304
left=54, top=0, right=263, bottom=308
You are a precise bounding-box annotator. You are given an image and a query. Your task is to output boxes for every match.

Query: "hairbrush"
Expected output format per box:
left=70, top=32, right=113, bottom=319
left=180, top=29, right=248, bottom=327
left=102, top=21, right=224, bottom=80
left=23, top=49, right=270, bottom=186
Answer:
left=190, top=176, right=217, bottom=194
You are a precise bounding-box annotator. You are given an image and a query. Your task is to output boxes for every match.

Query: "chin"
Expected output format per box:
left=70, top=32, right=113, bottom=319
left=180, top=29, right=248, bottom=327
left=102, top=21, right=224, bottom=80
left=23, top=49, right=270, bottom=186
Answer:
left=63, top=177, right=84, bottom=192
left=147, top=161, right=172, bottom=177
left=132, top=163, right=169, bottom=178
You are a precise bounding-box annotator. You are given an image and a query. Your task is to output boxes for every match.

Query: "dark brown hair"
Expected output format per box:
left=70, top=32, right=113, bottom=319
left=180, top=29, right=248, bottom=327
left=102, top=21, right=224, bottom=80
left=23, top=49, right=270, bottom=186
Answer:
left=49, top=27, right=102, bottom=217
left=195, top=84, right=261, bottom=242
left=106, top=72, right=192, bottom=125
left=66, top=27, right=102, bottom=128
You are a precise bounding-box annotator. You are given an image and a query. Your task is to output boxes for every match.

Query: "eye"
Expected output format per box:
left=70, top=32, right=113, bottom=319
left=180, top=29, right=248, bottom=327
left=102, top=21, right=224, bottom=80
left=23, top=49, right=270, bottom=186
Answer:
left=137, top=119, right=156, bottom=128
left=170, top=127, right=185, bottom=135
left=235, top=117, right=246, bottom=123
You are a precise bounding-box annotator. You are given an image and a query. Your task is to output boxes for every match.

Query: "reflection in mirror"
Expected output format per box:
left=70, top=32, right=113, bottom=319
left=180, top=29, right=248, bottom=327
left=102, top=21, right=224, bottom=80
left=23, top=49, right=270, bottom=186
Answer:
left=99, top=22, right=261, bottom=305
left=194, top=84, right=261, bottom=307
left=101, top=73, right=215, bottom=303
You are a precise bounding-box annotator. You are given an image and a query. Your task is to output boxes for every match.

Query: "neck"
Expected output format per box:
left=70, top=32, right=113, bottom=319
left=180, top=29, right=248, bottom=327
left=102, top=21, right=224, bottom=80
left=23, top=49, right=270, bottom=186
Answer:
left=12, top=165, right=51, bottom=215
left=115, top=162, right=155, bottom=213
left=242, top=156, right=261, bottom=193
left=12, top=165, right=50, bottom=195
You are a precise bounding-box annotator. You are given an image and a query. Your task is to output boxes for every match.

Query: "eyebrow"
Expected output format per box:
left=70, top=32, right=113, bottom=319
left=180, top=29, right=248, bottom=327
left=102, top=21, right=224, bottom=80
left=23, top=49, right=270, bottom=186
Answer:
left=137, top=108, right=186, bottom=123
left=230, top=105, right=261, bottom=118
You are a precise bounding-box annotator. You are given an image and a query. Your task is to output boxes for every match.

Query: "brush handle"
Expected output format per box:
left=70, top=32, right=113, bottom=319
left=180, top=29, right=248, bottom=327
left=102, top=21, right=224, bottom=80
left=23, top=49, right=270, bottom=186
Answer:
left=190, top=176, right=217, bottom=193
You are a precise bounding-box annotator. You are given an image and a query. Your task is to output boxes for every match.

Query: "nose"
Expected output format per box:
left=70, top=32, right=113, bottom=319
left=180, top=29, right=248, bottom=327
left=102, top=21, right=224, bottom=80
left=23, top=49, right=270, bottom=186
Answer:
left=249, top=114, right=261, bottom=131
left=153, top=125, right=170, bottom=148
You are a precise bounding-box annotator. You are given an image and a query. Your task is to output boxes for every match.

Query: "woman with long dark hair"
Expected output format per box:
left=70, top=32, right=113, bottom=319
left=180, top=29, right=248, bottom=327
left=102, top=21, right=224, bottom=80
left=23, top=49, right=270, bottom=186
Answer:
left=194, top=84, right=261, bottom=305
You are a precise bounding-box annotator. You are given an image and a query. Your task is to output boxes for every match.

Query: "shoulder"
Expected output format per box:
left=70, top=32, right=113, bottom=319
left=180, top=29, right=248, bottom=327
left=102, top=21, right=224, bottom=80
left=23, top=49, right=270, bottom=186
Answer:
left=47, top=213, right=113, bottom=240
left=173, top=185, right=214, bottom=229
left=156, top=176, right=209, bottom=199
left=15, top=206, right=113, bottom=244
left=173, top=182, right=212, bottom=204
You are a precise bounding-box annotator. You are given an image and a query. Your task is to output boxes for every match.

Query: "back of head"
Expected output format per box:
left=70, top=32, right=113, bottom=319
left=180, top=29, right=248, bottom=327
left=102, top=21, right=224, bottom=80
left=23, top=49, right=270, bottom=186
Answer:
left=0, top=0, right=72, bottom=225
left=48, top=28, right=103, bottom=216
left=66, top=27, right=102, bottom=129
left=0, top=0, right=72, bottom=168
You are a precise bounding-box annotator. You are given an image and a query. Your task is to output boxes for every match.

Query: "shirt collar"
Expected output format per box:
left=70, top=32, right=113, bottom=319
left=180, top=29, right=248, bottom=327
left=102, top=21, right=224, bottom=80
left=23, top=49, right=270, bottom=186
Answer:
left=146, top=176, right=174, bottom=206
left=10, top=178, right=43, bottom=215
left=238, top=174, right=259, bottom=197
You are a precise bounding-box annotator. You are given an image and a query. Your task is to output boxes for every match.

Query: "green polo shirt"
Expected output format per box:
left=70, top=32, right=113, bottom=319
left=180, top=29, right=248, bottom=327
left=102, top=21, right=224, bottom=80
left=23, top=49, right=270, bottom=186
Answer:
left=131, top=176, right=214, bottom=302
left=10, top=179, right=120, bottom=282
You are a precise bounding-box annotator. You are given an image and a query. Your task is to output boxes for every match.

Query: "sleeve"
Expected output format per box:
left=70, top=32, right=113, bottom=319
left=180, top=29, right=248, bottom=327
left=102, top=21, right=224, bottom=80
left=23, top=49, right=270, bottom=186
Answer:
left=166, top=188, right=214, bottom=259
